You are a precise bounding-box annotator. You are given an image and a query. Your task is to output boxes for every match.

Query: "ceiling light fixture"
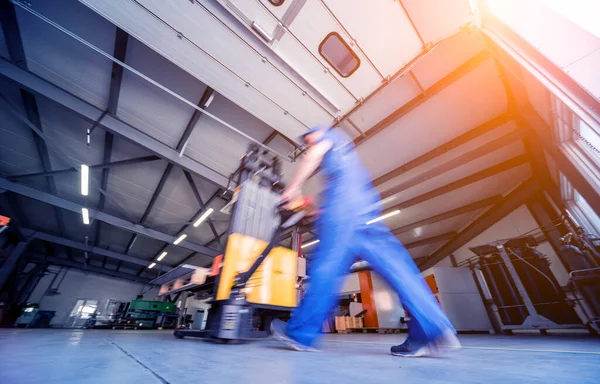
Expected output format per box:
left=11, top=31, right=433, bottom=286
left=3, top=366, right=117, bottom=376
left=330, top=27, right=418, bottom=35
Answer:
left=82, top=207, right=90, bottom=225
left=366, top=210, right=400, bottom=225
left=81, top=164, right=89, bottom=196
left=301, top=239, right=320, bottom=249
left=173, top=234, right=187, bottom=245
left=157, top=252, right=167, bottom=261
left=193, top=208, right=214, bottom=227
left=148, top=262, right=156, bottom=269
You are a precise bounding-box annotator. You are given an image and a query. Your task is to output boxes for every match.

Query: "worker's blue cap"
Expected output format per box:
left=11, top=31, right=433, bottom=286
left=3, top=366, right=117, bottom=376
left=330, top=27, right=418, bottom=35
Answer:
left=298, top=124, right=330, bottom=141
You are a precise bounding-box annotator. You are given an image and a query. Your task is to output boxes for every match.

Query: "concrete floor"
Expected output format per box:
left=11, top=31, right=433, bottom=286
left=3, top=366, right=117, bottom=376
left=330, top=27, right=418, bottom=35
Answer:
left=1, top=329, right=599, bottom=384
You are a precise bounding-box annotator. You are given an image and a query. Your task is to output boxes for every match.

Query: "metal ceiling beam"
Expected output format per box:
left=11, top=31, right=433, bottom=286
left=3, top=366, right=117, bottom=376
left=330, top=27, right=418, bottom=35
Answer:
left=0, top=178, right=219, bottom=257
left=354, top=50, right=491, bottom=147
left=124, top=163, right=173, bottom=254
left=28, top=253, right=152, bottom=284
left=137, top=190, right=223, bottom=271
left=126, top=84, right=218, bottom=256
left=127, top=86, right=222, bottom=258
left=398, top=0, right=425, bottom=47
left=20, top=229, right=170, bottom=272
left=107, top=28, right=129, bottom=115
left=19, top=93, right=64, bottom=225
left=179, top=227, right=228, bottom=267
left=0, top=2, right=67, bottom=239
left=97, top=132, right=114, bottom=268
left=380, top=129, right=527, bottom=199
left=522, top=130, right=563, bottom=208
left=273, top=131, right=299, bottom=149
left=404, top=232, right=457, bottom=250
left=263, top=130, right=278, bottom=145
left=177, top=86, right=214, bottom=153
left=8, top=155, right=160, bottom=180
left=374, top=113, right=513, bottom=187
left=418, top=178, right=540, bottom=270
left=391, top=195, right=503, bottom=235
left=124, top=165, right=174, bottom=265
left=184, top=171, right=222, bottom=247
left=206, top=229, right=229, bottom=248
left=0, top=58, right=230, bottom=188
left=97, top=28, right=128, bottom=268
left=388, top=154, right=529, bottom=212
left=0, top=1, right=26, bottom=68
left=143, top=165, right=174, bottom=226
left=174, top=190, right=227, bottom=267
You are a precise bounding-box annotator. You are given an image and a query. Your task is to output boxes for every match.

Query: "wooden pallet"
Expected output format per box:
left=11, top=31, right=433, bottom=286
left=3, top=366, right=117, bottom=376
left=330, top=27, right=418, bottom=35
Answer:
left=337, top=328, right=404, bottom=334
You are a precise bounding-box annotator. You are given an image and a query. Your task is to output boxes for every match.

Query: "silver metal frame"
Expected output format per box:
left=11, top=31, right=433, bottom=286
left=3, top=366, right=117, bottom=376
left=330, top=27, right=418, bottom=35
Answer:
left=494, top=244, right=585, bottom=332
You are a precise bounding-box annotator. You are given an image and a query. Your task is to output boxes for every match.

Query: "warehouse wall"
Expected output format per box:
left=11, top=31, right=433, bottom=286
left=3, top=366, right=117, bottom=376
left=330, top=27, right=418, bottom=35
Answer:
left=339, top=273, right=360, bottom=294
left=371, top=273, right=406, bottom=329
left=29, top=266, right=159, bottom=327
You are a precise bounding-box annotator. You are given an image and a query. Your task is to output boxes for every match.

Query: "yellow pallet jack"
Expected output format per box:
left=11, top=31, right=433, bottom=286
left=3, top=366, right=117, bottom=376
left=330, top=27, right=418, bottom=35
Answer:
left=173, top=144, right=312, bottom=342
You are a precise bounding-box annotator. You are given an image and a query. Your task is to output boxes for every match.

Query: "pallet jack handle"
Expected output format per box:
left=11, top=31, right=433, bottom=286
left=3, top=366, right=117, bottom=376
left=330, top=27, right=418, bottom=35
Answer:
left=233, top=227, right=285, bottom=290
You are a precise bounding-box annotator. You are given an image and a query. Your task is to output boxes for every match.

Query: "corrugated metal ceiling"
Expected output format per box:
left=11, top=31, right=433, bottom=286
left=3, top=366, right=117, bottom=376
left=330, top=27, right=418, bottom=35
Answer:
left=0, top=0, right=546, bottom=282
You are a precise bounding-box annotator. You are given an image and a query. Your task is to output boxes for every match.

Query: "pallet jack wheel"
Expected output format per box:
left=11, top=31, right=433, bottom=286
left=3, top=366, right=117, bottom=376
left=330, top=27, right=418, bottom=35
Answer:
left=174, top=330, right=184, bottom=339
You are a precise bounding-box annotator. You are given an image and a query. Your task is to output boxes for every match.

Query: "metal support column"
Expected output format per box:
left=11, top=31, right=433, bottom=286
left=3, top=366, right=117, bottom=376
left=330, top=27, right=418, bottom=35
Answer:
left=0, top=241, right=29, bottom=291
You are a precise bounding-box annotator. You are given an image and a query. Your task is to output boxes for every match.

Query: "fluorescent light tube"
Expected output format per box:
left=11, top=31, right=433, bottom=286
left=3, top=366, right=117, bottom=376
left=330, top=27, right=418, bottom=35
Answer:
left=82, top=208, right=90, bottom=225
left=81, top=164, right=89, bottom=196
left=174, top=234, right=187, bottom=245
left=366, top=210, right=400, bottom=225
left=193, top=208, right=214, bottom=227
left=301, top=239, right=320, bottom=249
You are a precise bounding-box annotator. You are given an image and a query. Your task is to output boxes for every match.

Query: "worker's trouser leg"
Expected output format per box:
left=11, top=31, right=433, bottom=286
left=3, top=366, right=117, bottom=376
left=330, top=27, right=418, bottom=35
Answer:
left=354, top=223, right=455, bottom=344
left=286, top=215, right=356, bottom=347
left=286, top=220, right=454, bottom=347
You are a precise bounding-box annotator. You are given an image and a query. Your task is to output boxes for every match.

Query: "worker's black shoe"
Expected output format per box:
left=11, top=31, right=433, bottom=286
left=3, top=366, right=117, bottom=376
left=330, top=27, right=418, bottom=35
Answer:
left=270, top=319, right=318, bottom=352
left=391, top=330, right=461, bottom=358
left=390, top=340, right=431, bottom=358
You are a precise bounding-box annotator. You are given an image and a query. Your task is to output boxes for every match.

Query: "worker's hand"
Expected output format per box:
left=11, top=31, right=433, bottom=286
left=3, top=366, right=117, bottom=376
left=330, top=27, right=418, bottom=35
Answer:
left=281, top=185, right=301, bottom=208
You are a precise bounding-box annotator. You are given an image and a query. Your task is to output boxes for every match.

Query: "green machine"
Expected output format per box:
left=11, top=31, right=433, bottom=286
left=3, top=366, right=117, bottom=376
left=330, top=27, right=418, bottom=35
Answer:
left=116, top=300, right=176, bottom=329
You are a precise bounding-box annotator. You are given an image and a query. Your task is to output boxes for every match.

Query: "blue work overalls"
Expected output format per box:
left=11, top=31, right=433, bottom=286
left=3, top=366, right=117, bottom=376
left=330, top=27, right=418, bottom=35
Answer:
left=286, top=127, right=455, bottom=348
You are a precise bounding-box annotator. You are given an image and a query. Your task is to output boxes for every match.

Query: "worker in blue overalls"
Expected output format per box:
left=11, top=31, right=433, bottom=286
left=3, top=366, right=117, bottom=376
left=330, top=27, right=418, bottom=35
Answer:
left=271, top=124, right=461, bottom=357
